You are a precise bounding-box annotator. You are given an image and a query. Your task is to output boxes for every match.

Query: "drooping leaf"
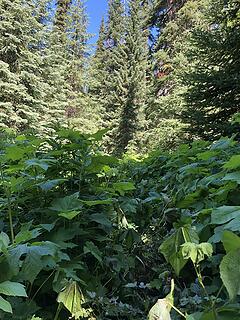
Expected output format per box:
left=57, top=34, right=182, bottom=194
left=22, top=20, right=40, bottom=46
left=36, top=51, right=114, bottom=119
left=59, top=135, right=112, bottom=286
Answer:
left=83, top=241, right=102, bottom=263
left=0, top=281, right=27, bottom=297
left=5, top=146, right=26, bottom=161
left=220, top=248, right=240, bottom=300
left=57, top=281, right=87, bottom=319
left=223, top=155, right=240, bottom=170
left=113, top=182, right=136, bottom=195
left=15, top=226, right=42, bottom=244
left=89, top=213, right=112, bottom=227
left=0, top=232, right=10, bottom=251
left=211, top=206, right=240, bottom=225
left=197, top=151, right=218, bottom=161
left=37, top=179, right=66, bottom=191
left=0, top=296, right=12, bottom=313
left=181, top=242, right=213, bottom=264
left=148, top=299, right=171, bottom=320
left=222, top=231, right=240, bottom=253
left=159, top=226, right=199, bottom=275
left=223, top=172, right=240, bottom=184
left=58, top=211, right=80, bottom=220
left=25, top=159, right=56, bottom=171
left=50, top=193, right=82, bottom=212
left=148, top=280, right=174, bottom=320
left=17, top=242, right=59, bottom=283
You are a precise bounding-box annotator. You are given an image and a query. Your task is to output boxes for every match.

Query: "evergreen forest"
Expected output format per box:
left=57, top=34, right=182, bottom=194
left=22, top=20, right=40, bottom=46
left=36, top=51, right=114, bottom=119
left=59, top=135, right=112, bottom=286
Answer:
left=0, top=0, right=240, bottom=319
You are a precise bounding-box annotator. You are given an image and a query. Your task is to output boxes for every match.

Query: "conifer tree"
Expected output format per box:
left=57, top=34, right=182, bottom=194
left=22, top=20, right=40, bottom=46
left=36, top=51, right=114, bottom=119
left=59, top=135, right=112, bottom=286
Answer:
left=181, top=0, right=240, bottom=139
left=88, top=17, right=107, bottom=125
left=55, top=0, right=72, bottom=33
left=112, top=0, right=150, bottom=155
left=145, top=0, right=209, bottom=150
left=90, top=0, right=150, bottom=155
left=101, top=0, right=126, bottom=134
left=89, top=0, right=126, bottom=150
left=0, top=0, right=66, bottom=131
left=50, top=0, right=93, bottom=131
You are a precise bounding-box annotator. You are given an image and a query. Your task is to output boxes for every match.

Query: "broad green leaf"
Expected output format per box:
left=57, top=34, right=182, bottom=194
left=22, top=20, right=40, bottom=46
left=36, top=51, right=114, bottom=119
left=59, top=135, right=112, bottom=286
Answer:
left=37, top=179, right=66, bottom=191
left=25, top=159, right=55, bottom=171
left=84, top=241, right=102, bottom=263
left=223, top=172, right=240, bottom=184
left=5, top=146, right=26, bottom=161
left=222, top=231, right=240, bottom=253
left=31, top=316, right=42, bottom=320
left=59, top=211, right=80, bottom=220
left=220, top=248, right=240, bottom=300
left=89, top=213, right=112, bottom=227
left=7, top=244, right=29, bottom=277
left=223, top=155, right=240, bottom=170
left=48, top=227, right=80, bottom=249
left=197, top=151, right=218, bottom=161
left=186, top=316, right=197, bottom=320
left=15, top=227, right=42, bottom=244
left=211, top=206, right=240, bottom=225
left=148, top=280, right=174, bottom=320
left=18, top=242, right=59, bottom=283
left=159, top=226, right=199, bottom=275
left=113, top=182, right=136, bottom=195
left=177, top=188, right=208, bottom=209
left=51, top=193, right=82, bottom=212
left=0, top=281, right=27, bottom=297
left=0, top=232, right=10, bottom=251
left=81, top=199, right=112, bottom=206
left=181, top=242, right=213, bottom=264
left=0, top=296, right=12, bottom=313
left=87, top=155, right=118, bottom=172
left=39, top=223, right=55, bottom=232
left=200, top=310, right=218, bottom=320
left=211, top=138, right=235, bottom=150
left=198, top=243, right=213, bottom=260
left=57, top=281, right=87, bottom=319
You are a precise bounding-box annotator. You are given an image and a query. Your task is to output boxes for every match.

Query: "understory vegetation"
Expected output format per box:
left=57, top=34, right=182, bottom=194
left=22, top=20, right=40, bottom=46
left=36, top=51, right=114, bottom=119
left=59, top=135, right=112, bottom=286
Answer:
left=1, top=0, right=240, bottom=319
left=0, top=127, right=240, bottom=319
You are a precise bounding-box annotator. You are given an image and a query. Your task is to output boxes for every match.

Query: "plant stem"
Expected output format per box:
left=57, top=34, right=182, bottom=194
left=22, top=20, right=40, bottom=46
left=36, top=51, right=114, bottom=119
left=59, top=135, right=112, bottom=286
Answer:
left=29, top=270, right=55, bottom=302
left=6, top=189, right=14, bottom=244
left=167, top=301, right=186, bottom=318
left=53, top=303, right=62, bottom=320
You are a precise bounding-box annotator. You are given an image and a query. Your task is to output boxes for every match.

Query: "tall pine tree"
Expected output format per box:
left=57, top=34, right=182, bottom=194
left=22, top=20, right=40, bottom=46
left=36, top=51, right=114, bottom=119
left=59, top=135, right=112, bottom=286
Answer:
left=90, top=0, right=150, bottom=155
left=113, top=0, right=150, bottom=155
left=181, top=0, right=240, bottom=139
left=0, top=0, right=67, bottom=131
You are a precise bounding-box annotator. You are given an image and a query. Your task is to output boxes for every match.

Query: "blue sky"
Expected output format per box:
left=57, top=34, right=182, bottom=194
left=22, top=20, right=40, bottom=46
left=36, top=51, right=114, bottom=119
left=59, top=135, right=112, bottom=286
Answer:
left=86, top=0, right=108, bottom=46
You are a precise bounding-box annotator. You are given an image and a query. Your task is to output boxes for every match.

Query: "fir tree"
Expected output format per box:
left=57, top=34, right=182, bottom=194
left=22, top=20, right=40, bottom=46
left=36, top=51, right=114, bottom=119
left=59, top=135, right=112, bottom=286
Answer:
left=145, top=0, right=209, bottom=150
left=55, top=0, right=72, bottom=32
left=89, top=0, right=126, bottom=150
left=181, top=0, right=240, bottom=139
left=113, top=0, right=150, bottom=155
left=0, top=0, right=65, bottom=131
left=50, top=0, right=93, bottom=131
left=90, top=0, right=150, bottom=155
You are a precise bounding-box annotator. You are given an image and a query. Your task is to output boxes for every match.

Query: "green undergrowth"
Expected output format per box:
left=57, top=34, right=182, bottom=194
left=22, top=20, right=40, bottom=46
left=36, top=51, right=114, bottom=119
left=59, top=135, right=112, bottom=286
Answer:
left=0, top=128, right=240, bottom=319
